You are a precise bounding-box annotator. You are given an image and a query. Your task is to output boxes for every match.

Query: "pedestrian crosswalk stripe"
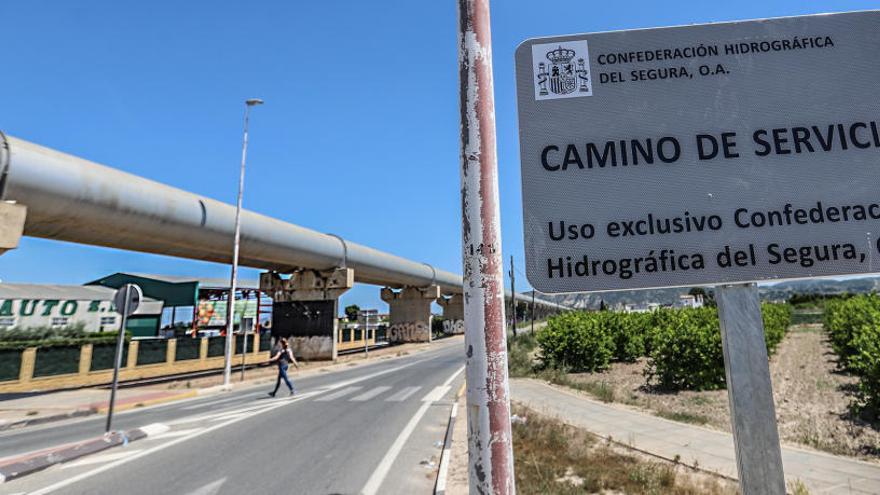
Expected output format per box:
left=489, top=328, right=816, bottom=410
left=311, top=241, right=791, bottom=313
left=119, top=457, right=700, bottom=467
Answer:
left=314, top=386, right=362, bottom=401
left=350, top=386, right=392, bottom=401
left=421, top=385, right=451, bottom=403
left=385, top=386, right=421, bottom=402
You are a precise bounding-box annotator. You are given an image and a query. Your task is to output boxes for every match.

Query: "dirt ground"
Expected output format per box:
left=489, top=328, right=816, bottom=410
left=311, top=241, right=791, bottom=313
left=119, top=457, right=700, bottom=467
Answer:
left=562, top=324, right=880, bottom=461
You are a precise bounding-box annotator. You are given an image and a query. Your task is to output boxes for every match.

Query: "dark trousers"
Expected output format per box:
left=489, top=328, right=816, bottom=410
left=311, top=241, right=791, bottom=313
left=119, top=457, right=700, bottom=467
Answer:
left=272, top=364, right=294, bottom=394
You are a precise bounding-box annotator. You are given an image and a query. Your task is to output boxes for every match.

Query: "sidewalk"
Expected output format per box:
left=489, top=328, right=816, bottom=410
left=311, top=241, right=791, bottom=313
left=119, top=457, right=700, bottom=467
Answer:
left=512, top=378, right=880, bottom=494
left=0, top=339, right=445, bottom=431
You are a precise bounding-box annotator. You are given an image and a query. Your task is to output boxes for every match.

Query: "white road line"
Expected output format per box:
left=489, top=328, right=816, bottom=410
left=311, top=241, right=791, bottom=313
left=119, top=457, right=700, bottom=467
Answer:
left=361, top=365, right=464, bottom=495
left=180, top=395, right=255, bottom=410
left=385, top=386, right=421, bottom=402
left=184, top=477, right=226, bottom=495
left=26, top=359, right=425, bottom=495
left=138, top=423, right=170, bottom=436
left=422, top=386, right=451, bottom=403
left=350, top=386, right=392, bottom=402
left=60, top=450, right=144, bottom=469
left=314, top=386, right=362, bottom=402
left=148, top=428, right=203, bottom=440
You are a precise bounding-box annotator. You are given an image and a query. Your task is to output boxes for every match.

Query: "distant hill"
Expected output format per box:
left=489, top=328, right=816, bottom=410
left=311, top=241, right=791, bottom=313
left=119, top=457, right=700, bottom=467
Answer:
left=530, top=276, right=880, bottom=310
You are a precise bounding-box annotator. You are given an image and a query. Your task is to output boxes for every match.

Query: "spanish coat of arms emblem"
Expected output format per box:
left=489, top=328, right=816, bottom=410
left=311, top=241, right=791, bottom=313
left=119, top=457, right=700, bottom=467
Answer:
left=531, top=40, right=592, bottom=100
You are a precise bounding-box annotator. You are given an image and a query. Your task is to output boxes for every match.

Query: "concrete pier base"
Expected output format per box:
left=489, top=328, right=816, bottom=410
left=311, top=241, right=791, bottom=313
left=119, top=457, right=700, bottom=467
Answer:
left=438, top=294, right=465, bottom=335
left=381, top=285, right=440, bottom=343
left=0, top=202, right=26, bottom=256
left=260, top=268, right=353, bottom=361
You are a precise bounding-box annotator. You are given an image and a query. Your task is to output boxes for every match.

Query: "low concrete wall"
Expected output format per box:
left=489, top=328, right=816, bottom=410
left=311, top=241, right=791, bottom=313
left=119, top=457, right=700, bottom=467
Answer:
left=0, top=335, right=271, bottom=394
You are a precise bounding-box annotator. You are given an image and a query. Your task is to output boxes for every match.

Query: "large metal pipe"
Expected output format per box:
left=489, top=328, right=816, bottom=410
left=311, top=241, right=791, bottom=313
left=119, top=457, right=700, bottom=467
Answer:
left=0, top=133, right=566, bottom=309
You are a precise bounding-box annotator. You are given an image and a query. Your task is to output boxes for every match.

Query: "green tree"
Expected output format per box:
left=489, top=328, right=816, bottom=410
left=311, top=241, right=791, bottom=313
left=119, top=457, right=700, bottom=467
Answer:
left=344, top=304, right=361, bottom=321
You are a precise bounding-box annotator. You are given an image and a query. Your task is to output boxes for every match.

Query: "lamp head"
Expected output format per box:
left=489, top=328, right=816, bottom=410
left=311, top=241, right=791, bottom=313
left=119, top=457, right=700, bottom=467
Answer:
left=245, top=98, right=264, bottom=106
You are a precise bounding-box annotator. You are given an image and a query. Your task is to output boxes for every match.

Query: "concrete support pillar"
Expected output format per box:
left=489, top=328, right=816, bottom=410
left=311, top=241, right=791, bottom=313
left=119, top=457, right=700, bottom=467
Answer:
left=126, top=341, right=139, bottom=369
left=0, top=202, right=26, bottom=256
left=261, top=268, right=353, bottom=361
left=381, top=285, right=440, bottom=343
left=79, top=344, right=93, bottom=375
left=438, top=294, right=465, bottom=335
left=19, top=348, right=36, bottom=383
left=166, top=339, right=177, bottom=365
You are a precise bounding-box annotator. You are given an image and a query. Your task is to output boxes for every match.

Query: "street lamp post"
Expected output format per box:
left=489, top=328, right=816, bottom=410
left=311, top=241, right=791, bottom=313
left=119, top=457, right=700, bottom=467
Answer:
left=223, top=98, right=264, bottom=389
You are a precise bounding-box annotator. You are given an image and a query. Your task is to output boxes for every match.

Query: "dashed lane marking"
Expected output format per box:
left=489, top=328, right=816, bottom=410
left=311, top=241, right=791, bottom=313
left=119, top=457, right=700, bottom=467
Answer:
left=314, top=386, right=362, bottom=402
left=385, top=386, right=421, bottom=402
left=350, top=386, right=392, bottom=402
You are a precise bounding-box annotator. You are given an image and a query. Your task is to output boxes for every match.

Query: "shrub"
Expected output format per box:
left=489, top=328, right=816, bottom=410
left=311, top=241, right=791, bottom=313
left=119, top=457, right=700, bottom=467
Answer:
left=762, top=303, right=792, bottom=355
left=646, top=304, right=791, bottom=391
left=536, top=303, right=791, bottom=392
left=823, top=294, right=880, bottom=414
left=645, top=307, right=725, bottom=390
left=536, top=312, right=614, bottom=372
left=0, top=324, right=128, bottom=350
left=608, top=311, right=649, bottom=362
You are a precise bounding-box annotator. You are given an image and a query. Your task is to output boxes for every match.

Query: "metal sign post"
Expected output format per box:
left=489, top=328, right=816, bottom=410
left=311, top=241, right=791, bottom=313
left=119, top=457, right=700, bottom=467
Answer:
left=363, top=312, right=369, bottom=357
left=457, top=0, right=516, bottom=493
left=716, top=283, right=785, bottom=492
left=106, top=283, right=142, bottom=433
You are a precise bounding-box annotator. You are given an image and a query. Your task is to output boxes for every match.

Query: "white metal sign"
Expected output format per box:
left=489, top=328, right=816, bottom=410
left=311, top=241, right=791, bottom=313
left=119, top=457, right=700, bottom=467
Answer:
left=516, top=11, right=880, bottom=293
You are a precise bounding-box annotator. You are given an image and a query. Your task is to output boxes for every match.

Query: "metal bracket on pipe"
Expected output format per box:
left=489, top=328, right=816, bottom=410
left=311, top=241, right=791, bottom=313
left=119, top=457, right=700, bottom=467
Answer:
left=0, top=131, right=10, bottom=200
left=422, top=263, right=437, bottom=289
left=325, top=233, right=348, bottom=269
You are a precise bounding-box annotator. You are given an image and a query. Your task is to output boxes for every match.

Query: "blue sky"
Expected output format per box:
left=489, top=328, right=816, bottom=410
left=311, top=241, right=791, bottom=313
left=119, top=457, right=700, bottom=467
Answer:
left=1, top=0, right=876, bottom=312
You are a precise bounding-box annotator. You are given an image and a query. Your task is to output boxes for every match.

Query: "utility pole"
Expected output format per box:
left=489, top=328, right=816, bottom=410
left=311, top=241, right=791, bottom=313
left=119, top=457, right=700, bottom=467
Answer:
left=509, top=255, right=516, bottom=337
left=224, top=98, right=263, bottom=389
left=531, top=289, right=535, bottom=334
left=457, top=0, right=515, bottom=493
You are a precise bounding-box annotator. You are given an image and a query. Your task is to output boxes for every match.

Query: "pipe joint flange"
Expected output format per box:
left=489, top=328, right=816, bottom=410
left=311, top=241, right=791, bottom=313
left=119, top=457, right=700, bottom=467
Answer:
left=325, top=233, right=348, bottom=269
left=0, top=131, right=10, bottom=200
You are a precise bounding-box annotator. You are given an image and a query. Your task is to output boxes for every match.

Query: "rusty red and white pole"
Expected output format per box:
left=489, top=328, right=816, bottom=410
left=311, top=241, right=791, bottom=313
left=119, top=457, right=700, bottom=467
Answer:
left=457, top=0, right=516, bottom=493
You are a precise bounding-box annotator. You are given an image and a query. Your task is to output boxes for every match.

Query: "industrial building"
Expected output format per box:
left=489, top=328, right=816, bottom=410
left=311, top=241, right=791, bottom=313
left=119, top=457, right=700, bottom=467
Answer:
left=0, top=273, right=269, bottom=338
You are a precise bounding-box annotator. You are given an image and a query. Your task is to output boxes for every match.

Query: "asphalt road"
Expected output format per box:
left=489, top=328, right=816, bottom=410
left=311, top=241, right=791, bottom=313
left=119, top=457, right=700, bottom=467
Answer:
left=0, top=338, right=465, bottom=495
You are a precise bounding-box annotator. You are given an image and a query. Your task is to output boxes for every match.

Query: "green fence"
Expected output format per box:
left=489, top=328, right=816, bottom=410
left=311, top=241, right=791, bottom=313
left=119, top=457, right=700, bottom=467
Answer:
left=33, top=346, right=81, bottom=377
left=207, top=337, right=226, bottom=358
left=175, top=338, right=201, bottom=361
left=0, top=349, right=22, bottom=381
left=136, top=339, right=168, bottom=366
left=90, top=343, right=128, bottom=371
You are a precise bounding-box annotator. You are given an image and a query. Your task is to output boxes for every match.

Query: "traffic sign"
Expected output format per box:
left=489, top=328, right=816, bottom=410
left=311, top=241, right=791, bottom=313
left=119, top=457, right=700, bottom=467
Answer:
left=113, top=284, right=142, bottom=316
left=516, top=11, right=880, bottom=293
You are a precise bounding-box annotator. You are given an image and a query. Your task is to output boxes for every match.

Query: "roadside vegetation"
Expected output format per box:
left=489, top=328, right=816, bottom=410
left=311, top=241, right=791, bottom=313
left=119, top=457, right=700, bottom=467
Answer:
left=824, top=294, right=880, bottom=417
left=0, top=324, right=128, bottom=350
left=508, top=300, right=880, bottom=460
left=527, top=304, right=791, bottom=391
left=511, top=404, right=737, bottom=495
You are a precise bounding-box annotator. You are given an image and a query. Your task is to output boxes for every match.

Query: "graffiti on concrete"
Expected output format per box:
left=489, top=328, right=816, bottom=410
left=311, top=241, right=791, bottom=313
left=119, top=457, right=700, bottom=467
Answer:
left=289, top=336, right=334, bottom=360
left=442, top=319, right=465, bottom=335
left=388, top=321, right=431, bottom=342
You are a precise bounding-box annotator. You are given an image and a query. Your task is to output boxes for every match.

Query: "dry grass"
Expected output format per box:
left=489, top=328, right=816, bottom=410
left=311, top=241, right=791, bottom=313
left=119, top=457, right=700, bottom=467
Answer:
left=512, top=405, right=737, bottom=495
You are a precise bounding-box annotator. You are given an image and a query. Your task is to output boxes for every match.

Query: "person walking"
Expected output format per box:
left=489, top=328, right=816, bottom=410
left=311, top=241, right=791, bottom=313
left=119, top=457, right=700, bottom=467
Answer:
left=269, top=338, right=299, bottom=397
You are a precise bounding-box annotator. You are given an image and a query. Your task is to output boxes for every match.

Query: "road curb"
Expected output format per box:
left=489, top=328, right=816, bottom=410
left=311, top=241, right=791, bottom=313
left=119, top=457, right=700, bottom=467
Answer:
left=434, top=382, right=466, bottom=495
left=0, top=408, right=98, bottom=433
left=0, top=423, right=167, bottom=484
